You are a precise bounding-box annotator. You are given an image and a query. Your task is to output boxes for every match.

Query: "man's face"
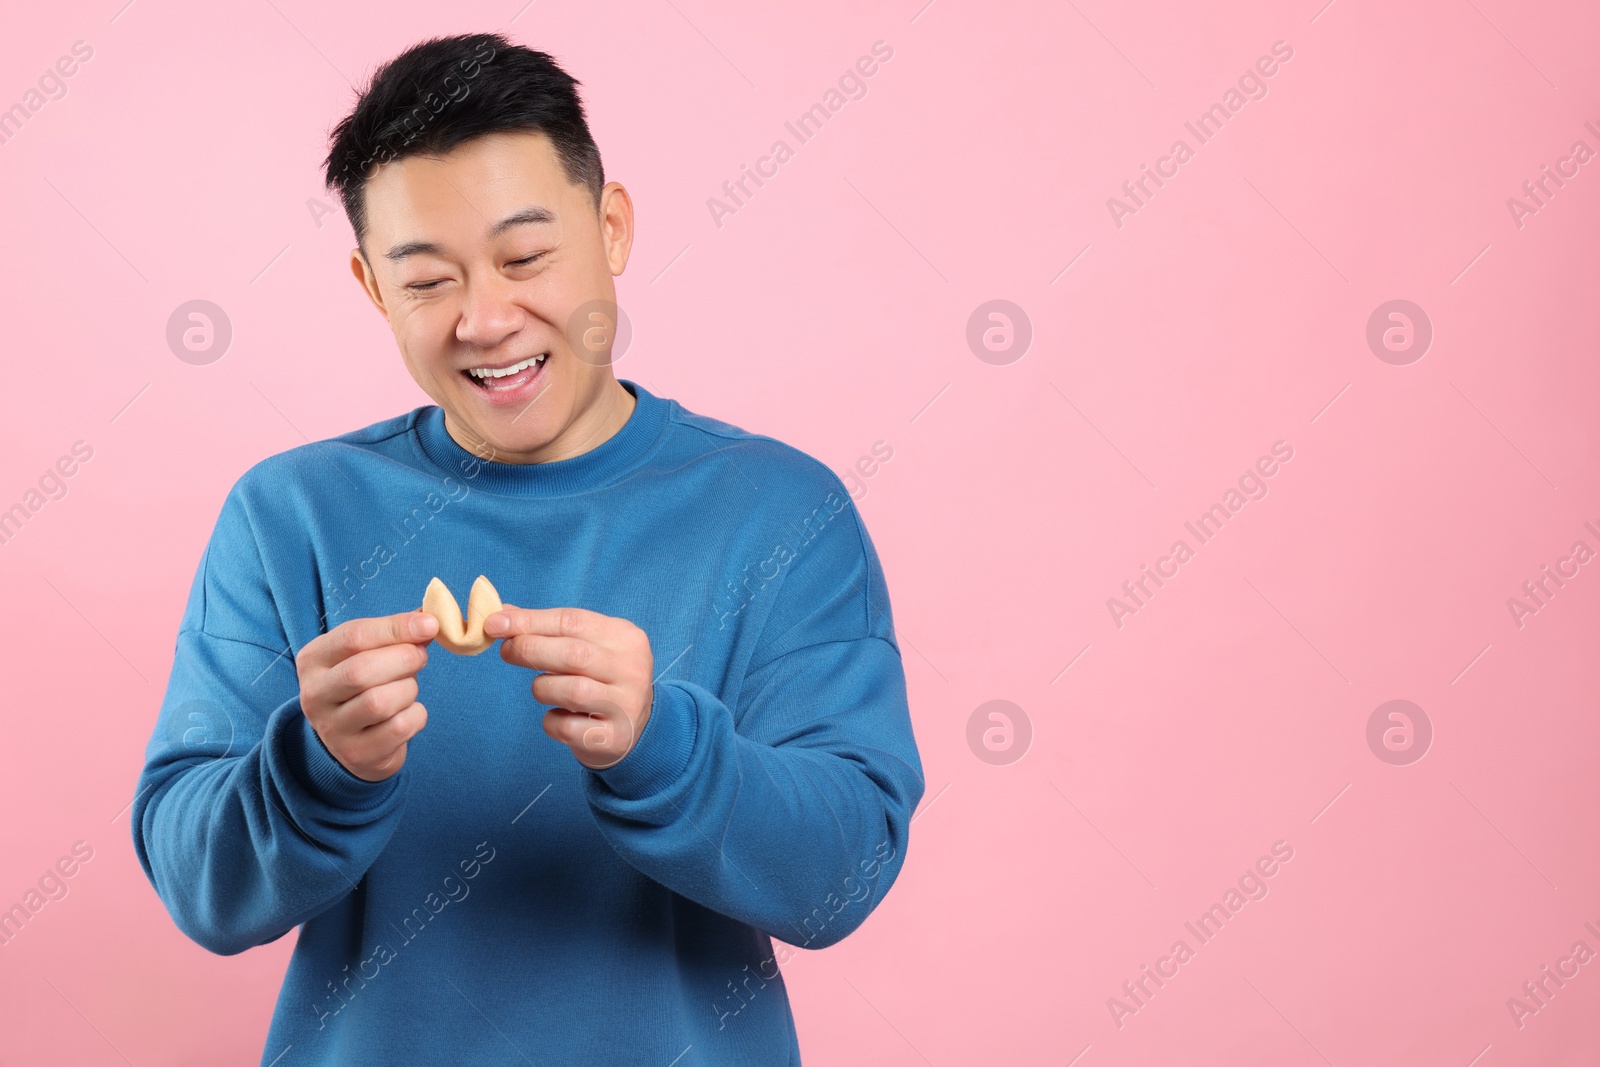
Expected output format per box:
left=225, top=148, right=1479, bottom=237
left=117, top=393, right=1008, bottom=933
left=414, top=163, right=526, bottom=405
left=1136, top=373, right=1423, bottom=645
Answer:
left=351, top=130, right=634, bottom=464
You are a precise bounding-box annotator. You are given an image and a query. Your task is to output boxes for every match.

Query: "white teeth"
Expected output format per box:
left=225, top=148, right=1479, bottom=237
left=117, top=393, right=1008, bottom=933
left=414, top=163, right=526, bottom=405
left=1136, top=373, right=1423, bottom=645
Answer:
left=468, top=353, right=546, bottom=379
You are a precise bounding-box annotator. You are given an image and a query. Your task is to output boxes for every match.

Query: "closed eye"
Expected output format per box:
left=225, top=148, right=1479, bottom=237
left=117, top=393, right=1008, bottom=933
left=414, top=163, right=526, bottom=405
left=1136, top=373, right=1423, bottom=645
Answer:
left=406, top=253, right=548, bottom=293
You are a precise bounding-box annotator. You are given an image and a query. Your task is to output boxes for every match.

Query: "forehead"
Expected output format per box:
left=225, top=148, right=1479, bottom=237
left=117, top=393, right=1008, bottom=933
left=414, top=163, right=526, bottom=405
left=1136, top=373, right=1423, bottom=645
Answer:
left=363, top=130, right=576, bottom=244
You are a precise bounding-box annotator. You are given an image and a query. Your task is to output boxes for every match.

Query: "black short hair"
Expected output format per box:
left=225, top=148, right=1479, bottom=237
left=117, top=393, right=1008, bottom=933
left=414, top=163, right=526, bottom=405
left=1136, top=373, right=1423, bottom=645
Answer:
left=323, top=32, right=605, bottom=253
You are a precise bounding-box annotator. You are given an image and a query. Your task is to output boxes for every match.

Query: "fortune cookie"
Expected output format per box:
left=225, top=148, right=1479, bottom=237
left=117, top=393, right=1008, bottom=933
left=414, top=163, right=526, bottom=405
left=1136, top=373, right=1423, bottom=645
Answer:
left=420, top=575, right=503, bottom=655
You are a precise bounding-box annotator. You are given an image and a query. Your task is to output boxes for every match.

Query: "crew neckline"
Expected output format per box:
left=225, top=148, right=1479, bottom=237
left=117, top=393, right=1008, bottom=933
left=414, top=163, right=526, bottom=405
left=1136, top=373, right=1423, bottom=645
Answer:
left=410, top=379, right=671, bottom=497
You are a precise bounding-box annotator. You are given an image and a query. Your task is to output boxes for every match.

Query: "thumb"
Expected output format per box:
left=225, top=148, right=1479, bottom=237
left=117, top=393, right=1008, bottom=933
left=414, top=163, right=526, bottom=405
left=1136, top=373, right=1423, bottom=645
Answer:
left=484, top=603, right=519, bottom=637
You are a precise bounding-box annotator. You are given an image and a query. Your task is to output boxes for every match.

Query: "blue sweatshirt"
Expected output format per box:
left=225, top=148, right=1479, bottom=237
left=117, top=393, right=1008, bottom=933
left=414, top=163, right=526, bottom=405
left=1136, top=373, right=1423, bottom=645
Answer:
left=131, top=379, right=924, bottom=1066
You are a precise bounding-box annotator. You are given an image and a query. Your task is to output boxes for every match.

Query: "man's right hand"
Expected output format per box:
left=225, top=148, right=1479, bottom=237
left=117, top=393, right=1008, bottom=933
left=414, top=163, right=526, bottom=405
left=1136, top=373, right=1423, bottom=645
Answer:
left=294, top=611, right=440, bottom=782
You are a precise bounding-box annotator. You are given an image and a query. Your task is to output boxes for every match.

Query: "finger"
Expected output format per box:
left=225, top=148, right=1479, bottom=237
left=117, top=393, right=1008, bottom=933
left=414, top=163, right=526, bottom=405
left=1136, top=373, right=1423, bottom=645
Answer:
left=349, top=702, right=428, bottom=773
left=530, top=672, right=611, bottom=715
left=543, top=708, right=634, bottom=767
left=541, top=707, right=592, bottom=745
left=500, top=633, right=612, bottom=679
left=319, top=642, right=429, bottom=708
left=300, top=611, right=438, bottom=672
left=332, top=675, right=420, bottom=733
left=483, top=606, right=607, bottom=643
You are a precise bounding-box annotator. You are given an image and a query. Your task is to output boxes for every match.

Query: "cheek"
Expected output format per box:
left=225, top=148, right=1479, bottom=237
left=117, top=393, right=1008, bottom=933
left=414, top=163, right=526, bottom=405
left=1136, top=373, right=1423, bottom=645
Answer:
left=395, top=334, right=454, bottom=390
left=394, top=301, right=458, bottom=354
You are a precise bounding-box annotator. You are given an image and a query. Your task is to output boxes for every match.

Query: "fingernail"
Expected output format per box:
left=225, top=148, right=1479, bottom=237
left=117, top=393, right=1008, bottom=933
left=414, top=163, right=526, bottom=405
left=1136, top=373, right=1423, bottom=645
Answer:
left=411, top=615, right=436, bottom=638
left=484, top=615, right=505, bottom=635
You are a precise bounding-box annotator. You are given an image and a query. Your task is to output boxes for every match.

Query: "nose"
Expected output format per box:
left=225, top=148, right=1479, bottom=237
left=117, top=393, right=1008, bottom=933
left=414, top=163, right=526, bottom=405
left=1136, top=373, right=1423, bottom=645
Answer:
left=455, top=269, right=526, bottom=350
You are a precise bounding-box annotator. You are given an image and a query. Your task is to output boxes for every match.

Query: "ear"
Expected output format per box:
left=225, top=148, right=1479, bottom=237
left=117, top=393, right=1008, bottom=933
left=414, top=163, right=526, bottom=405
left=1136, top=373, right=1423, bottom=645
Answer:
left=350, top=247, right=388, bottom=320
left=597, top=181, right=634, bottom=276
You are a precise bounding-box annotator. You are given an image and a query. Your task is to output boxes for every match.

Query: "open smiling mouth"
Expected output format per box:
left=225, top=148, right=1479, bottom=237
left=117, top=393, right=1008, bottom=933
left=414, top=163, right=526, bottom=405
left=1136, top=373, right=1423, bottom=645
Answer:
left=461, top=352, right=549, bottom=397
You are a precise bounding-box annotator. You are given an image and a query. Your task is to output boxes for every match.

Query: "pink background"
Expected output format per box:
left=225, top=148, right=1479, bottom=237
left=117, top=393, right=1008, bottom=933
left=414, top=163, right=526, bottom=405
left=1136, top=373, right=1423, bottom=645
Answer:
left=2, top=0, right=1598, bottom=1063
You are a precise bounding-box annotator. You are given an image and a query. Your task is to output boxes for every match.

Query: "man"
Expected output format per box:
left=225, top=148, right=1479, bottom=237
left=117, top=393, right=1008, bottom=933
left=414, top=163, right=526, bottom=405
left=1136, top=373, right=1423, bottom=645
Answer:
left=130, top=31, right=924, bottom=1067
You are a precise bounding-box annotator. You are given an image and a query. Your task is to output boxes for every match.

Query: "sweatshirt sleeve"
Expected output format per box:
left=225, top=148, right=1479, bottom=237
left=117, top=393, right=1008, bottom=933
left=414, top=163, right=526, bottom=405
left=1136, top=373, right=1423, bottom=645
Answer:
left=130, top=474, right=409, bottom=956
left=581, top=483, right=925, bottom=950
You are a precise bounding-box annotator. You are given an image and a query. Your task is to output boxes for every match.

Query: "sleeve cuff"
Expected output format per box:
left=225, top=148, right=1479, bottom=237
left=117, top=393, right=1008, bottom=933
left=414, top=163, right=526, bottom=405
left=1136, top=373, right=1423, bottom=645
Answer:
left=590, top=682, right=698, bottom=800
left=286, top=710, right=404, bottom=809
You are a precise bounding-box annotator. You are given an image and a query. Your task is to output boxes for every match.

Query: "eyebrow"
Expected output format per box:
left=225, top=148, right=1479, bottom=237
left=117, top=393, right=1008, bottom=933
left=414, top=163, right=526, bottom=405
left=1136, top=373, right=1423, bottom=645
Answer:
left=382, top=207, right=558, bottom=262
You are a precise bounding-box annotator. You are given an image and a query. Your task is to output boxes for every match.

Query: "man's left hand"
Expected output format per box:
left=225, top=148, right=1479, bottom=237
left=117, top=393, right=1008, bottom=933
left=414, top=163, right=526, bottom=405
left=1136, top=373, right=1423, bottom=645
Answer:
left=483, top=605, right=654, bottom=769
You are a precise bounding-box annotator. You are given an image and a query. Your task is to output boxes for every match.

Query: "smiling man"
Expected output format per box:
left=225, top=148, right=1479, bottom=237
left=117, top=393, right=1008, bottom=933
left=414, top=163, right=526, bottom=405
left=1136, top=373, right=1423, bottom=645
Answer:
left=357, top=122, right=637, bottom=470
left=130, top=31, right=923, bottom=1067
